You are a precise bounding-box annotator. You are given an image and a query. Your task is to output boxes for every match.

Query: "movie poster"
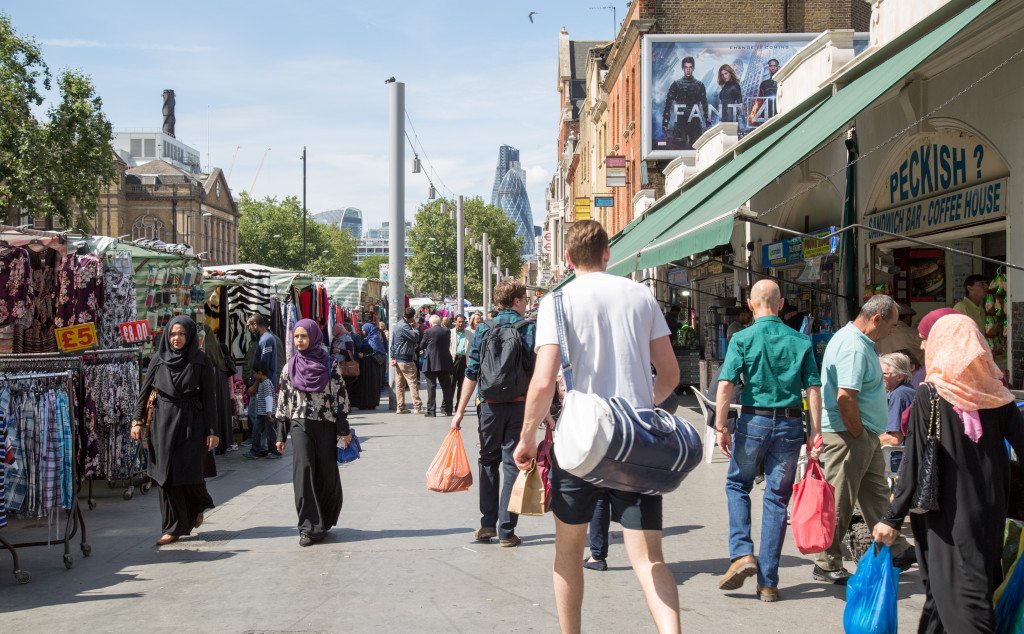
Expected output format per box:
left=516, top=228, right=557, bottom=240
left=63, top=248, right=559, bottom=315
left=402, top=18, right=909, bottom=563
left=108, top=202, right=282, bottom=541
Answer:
left=642, top=34, right=867, bottom=160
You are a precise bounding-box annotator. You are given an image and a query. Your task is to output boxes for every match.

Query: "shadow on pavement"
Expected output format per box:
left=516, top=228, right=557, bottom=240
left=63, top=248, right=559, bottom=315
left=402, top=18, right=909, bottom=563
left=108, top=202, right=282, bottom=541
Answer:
left=332, top=526, right=475, bottom=542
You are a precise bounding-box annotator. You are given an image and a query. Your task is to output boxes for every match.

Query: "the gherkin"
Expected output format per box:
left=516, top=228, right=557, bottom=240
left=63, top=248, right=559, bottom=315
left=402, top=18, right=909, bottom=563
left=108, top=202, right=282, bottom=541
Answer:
left=493, top=157, right=536, bottom=261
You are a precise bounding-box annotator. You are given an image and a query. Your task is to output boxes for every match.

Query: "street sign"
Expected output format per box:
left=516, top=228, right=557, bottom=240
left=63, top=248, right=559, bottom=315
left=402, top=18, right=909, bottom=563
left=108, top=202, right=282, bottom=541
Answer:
left=605, top=156, right=627, bottom=168
left=55, top=322, right=98, bottom=353
left=606, top=156, right=627, bottom=187
left=574, top=197, right=591, bottom=220
left=594, top=196, right=614, bottom=207
left=119, top=319, right=151, bottom=344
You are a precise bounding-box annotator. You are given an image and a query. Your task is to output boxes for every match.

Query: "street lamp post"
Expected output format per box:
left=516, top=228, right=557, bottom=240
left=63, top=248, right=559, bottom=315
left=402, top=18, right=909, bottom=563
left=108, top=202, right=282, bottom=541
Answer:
left=202, top=211, right=213, bottom=263
left=456, top=195, right=465, bottom=317
left=481, top=232, right=490, bottom=312
left=301, top=146, right=308, bottom=269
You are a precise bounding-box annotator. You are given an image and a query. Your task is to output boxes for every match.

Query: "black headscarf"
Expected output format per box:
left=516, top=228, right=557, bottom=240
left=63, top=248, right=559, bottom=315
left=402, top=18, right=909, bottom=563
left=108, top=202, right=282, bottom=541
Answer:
left=154, top=315, right=204, bottom=396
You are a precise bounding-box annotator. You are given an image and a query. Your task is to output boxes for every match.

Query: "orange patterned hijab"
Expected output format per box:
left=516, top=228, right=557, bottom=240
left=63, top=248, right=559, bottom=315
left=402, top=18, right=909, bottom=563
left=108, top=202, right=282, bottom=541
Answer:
left=924, top=314, right=1013, bottom=413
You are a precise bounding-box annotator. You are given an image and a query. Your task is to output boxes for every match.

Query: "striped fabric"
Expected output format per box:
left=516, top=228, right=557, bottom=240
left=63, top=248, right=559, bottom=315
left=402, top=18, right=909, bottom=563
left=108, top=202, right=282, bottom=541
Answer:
left=222, top=269, right=274, bottom=364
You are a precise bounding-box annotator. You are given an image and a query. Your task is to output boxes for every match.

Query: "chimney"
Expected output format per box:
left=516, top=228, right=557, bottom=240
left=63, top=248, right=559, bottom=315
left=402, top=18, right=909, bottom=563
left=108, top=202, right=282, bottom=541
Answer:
left=162, top=89, right=176, bottom=138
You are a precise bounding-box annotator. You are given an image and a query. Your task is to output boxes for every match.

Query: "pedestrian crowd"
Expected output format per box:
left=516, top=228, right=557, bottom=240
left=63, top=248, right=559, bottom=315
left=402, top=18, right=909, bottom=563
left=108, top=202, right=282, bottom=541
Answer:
left=127, top=220, right=1024, bottom=633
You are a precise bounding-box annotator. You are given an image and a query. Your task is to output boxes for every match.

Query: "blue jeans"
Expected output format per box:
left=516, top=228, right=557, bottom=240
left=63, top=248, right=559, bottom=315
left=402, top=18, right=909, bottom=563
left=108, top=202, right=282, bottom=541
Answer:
left=250, top=414, right=277, bottom=454
left=725, top=413, right=804, bottom=588
left=588, top=494, right=611, bottom=559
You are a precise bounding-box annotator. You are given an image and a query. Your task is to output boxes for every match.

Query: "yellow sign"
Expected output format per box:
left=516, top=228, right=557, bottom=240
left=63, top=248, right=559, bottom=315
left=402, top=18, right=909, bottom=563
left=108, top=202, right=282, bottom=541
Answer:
left=55, top=322, right=98, bottom=353
left=574, top=197, right=591, bottom=221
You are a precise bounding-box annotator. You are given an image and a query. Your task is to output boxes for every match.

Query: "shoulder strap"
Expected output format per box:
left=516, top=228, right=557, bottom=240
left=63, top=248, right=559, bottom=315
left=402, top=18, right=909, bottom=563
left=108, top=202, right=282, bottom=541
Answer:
left=553, top=292, right=574, bottom=392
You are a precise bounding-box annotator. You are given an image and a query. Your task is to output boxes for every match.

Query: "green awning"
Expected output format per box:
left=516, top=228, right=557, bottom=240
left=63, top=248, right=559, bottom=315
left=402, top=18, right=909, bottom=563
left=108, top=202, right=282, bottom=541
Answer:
left=606, top=0, right=997, bottom=277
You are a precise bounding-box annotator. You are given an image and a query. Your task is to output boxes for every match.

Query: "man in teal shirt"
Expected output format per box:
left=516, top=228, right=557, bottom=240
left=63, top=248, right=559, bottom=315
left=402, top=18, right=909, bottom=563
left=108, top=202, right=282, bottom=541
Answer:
left=449, top=314, right=471, bottom=405
left=814, top=294, right=914, bottom=583
left=715, top=280, right=822, bottom=602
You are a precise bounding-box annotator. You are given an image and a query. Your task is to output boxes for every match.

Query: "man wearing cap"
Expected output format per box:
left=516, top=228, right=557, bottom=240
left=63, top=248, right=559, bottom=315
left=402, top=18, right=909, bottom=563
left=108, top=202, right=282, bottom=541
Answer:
left=875, top=303, right=922, bottom=366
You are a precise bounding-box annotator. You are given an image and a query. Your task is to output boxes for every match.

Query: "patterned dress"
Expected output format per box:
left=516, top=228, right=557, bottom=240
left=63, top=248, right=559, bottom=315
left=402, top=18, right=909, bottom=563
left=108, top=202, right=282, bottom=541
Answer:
left=0, top=247, right=35, bottom=327
left=55, top=253, right=103, bottom=329
left=98, top=255, right=138, bottom=349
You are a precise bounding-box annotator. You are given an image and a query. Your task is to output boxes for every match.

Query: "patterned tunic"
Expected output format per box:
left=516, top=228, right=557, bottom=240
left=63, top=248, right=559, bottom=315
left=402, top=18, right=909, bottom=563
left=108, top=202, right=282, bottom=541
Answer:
left=275, top=364, right=350, bottom=434
left=55, top=253, right=103, bottom=329
left=0, top=247, right=35, bottom=327
left=98, top=254, right=137, bottom=349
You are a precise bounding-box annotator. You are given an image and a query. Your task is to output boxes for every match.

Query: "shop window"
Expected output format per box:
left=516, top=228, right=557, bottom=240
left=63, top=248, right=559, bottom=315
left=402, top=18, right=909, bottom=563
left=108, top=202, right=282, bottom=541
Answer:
left=144, top=139, right=156, bottom=157
left=130, top=139, right=142, bottom=157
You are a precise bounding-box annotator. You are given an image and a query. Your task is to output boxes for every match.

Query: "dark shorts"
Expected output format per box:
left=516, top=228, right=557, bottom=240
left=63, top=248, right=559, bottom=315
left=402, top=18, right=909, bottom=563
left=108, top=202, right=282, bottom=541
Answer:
left=549, top=462, right=663, bottom=531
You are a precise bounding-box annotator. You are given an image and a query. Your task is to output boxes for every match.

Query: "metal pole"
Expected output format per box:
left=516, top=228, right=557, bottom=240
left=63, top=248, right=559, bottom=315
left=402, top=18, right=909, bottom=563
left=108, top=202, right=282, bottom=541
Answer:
left=388, top=81, right=406, bottom=409
left=302, top=146, right=307, bottom=268
left=481, top=231, right=490, bottom=311
left=495, top=255, right=502, bottom=288
left=456, top=195, right=465, bottom=317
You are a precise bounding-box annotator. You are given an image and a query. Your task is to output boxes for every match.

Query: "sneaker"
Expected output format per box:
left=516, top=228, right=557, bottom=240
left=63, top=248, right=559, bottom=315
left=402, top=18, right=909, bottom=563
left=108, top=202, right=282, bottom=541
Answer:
left=413, top=409, right=426, bottom=415
left=756, top=586, right=779, bottom=602
left=299, top=532, right=313, bottom=547
left=396, top=408, right=411, bottom=414
left=583, top=557, right=608, bottom=571
left=719, top=555, right=758, bottom=590
left=226, top=444, right=239, bottom=452
left=256, top=450, right=269, bottom=458
left=266, top=451, right=282, bottom=459
left=241, top=440, right=252, bottom=447
left=243, top=451, right=260, bottom=460
left=891, top=547, right=917, bottom=572
left=812, top=565, right=852, bottom=585
left=473, top=527, right=497, bottom=542
left=499, top=534, right=522, bottom=548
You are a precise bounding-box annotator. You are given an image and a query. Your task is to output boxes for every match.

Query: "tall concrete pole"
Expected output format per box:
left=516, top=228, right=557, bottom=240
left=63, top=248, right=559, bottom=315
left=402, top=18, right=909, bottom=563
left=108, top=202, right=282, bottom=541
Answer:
left=388, top=81, right=405, bottom=408
left=302, top=146, right=307, bottom=268
left=456, top=195, right=465, bottom=317
left=481, top=231, right=490, bottom=312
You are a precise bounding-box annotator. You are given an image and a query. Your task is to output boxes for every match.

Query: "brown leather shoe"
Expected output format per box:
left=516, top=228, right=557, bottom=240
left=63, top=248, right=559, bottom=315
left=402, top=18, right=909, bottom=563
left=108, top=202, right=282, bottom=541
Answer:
left=756, top=586, right=779, bottom=602
left=719, top=555, right=758, bottom=590
left=155, top=534, right=178, bottom=546
left=473, top=527, right=497, bottom=542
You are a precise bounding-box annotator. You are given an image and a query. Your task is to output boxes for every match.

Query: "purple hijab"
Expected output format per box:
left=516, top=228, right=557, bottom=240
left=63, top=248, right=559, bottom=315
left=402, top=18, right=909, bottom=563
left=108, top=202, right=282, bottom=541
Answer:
left=288, top=318, right=330, bottom=392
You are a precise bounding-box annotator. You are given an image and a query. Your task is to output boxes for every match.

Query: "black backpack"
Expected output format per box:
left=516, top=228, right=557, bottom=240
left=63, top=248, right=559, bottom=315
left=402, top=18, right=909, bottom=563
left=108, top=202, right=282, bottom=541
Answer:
left=478, top=319, right=534, bottom=402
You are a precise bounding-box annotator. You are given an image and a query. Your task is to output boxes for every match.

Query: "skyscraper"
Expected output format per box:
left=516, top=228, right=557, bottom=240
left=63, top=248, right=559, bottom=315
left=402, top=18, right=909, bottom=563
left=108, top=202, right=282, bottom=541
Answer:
left=490, top=145, right=520, bottom=205
left=494, top=157, right=536, bottom=261
left=313, top=207, right=363, bottom=238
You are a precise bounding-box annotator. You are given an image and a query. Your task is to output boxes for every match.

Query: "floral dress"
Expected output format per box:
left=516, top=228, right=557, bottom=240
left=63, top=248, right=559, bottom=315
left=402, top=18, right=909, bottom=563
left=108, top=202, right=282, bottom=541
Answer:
left=55, top=253, right=103, bottom=329
left=0, top=247, right=35, bottom=328
left=98, top=255, right=137, bottom=349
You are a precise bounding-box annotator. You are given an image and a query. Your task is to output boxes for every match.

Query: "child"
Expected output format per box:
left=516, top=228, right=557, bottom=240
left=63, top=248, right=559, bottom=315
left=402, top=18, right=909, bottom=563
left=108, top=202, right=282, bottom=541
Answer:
left=245, top=362, right=279, bottom=459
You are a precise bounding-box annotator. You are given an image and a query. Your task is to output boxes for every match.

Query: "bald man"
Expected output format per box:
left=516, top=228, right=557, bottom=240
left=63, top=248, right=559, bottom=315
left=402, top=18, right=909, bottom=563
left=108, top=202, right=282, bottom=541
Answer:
left=715, top=279, right=823, bottom=602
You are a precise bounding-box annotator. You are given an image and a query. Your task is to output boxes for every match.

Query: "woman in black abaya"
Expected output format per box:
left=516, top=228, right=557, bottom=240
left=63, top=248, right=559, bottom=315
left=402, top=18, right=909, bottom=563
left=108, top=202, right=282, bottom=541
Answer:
left=203, top=323, right=237, bottom=452
left=275, top=319, right=352, bottom=546
left=874, top=314, right=1024, bottom=633
left=132, top=316, right=220, bottom=546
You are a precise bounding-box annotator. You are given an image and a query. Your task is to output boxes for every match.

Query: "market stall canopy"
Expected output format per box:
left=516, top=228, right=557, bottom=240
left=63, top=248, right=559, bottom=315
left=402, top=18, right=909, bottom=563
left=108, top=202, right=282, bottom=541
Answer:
left=597, top=0, right=997, bottom=279
left=321, top=277, right=368, bottom=309
left=409, top=297, right=436, bottom=311
left=203, top=264, right=312, bottom=296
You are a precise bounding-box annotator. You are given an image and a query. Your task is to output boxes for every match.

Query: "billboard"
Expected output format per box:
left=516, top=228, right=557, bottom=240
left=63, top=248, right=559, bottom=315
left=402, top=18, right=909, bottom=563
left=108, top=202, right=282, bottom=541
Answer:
left=642, top=34, right=867, bottom=160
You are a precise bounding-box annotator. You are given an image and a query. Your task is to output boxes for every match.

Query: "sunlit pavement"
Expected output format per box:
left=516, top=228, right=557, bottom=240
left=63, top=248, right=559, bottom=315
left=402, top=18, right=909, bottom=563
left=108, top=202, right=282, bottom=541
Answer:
left=0, top=390, right=924, bottom=632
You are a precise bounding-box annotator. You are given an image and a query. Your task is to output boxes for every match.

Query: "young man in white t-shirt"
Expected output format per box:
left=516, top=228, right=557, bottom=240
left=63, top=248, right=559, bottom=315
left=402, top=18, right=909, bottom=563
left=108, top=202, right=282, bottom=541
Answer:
left=514, top=220, right=682, bottom=634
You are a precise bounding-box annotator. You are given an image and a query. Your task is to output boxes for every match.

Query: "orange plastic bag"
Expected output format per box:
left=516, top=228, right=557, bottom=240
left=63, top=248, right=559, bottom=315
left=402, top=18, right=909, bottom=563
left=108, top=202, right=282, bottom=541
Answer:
left=426, top=429, right=473, bottom=493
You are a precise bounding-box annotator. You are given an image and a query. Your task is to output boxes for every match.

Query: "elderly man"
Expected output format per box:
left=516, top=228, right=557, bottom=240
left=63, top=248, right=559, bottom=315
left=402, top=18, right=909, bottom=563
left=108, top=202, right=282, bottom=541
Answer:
left=420, top=314, right=455, bottom=417
left=879, top=352, right=916, bottom=446
left=716, top=280, right=822, bottom=603
left=813, top=295, right=915, bottom=583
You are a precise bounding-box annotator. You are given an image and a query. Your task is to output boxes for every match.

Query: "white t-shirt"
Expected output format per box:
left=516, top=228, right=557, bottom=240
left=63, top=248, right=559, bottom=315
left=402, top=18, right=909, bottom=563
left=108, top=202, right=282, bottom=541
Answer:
left=535, top=272, right=670, bottom=408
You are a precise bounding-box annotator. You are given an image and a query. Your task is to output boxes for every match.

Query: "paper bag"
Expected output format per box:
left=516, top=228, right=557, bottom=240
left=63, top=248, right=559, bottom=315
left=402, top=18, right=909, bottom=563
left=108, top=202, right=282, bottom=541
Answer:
left=508, top=461, right=546, bottom=516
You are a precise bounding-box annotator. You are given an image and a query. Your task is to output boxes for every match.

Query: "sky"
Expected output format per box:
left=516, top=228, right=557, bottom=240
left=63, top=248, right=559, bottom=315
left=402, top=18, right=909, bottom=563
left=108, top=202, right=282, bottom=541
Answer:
left=4, top=1, right=621, bottom=230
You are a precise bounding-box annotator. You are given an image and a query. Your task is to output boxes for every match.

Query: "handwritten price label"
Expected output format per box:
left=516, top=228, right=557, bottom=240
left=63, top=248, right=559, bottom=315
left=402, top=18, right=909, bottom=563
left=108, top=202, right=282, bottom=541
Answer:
left=55, top=322, right=98, bottom=353
left=119, top=320, right=151, bottom=344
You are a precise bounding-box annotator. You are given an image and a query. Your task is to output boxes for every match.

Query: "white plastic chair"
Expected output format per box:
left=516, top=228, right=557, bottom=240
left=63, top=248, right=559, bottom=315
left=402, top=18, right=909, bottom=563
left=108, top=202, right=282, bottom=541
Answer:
left=690, top=386, right=742, bottom=464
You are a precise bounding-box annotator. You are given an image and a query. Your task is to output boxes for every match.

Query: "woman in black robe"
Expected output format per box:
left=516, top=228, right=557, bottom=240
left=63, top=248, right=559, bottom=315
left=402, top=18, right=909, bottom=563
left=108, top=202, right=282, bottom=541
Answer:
left=351, top=322, right=386, bottom=410
left=132, top=316, right=220, bottom=545
left=874, top=314, right=1024, bottom=633
left=274, top=319, right=351, bottom=546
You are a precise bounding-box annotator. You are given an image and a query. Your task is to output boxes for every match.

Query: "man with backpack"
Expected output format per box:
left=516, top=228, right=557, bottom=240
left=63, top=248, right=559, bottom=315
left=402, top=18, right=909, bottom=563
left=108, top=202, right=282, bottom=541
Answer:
left=451, top=279, right=535, bottom=548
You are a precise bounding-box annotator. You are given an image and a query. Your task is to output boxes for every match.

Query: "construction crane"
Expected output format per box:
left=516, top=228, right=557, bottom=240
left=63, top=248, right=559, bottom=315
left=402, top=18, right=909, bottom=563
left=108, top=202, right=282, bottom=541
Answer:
left=226, top=145, right=241, bottom=181
left=249, top=147, right=271, bottom=194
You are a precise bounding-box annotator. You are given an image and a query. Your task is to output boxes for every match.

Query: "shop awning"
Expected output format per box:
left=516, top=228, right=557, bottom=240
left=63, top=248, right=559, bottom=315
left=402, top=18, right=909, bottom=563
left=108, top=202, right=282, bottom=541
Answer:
left=203, top=264, right=313, bottom=296
left=322, top=277, right=368, bottom=308
left=604, top=0, right=998, bottom=278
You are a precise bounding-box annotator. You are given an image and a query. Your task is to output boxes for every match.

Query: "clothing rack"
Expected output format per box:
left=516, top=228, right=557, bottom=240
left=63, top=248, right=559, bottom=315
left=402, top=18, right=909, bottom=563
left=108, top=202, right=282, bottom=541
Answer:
left=0, top=369, right=90, bottom=584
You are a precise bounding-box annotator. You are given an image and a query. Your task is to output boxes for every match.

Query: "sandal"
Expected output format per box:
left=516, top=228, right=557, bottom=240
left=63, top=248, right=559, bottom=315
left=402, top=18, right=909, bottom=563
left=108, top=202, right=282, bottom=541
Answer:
left=155, top=534, right=179, bottom=546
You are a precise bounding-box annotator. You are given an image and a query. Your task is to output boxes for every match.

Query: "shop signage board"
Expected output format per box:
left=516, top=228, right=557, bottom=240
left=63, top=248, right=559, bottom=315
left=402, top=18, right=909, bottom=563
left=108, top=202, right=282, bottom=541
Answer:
left=55, top=322, right=97, bottom=353
left=119, top=320, right=151, bottom=344
left=763, top=226, right=838, bottom=266
left=802, top=226, right=839, bottom=258
left=574, top=197, right=592, bottom=220
left=594, top=196, right=614, bottom=207
left=866, top=178, right=1007, bottom=243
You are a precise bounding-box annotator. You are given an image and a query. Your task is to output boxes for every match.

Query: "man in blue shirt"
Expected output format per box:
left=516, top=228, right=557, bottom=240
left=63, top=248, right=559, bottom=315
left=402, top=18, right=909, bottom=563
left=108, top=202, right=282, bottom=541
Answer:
left=451, top=279, right=535, bottom=548
left=814, top=295, right=914, bottom=583
left=246, top=314, right=280, bottom=456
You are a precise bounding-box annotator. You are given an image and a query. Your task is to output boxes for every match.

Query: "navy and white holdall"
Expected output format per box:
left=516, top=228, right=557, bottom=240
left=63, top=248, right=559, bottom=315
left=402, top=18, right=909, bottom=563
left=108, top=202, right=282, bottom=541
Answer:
left=550, top=291, right=702, bottom=495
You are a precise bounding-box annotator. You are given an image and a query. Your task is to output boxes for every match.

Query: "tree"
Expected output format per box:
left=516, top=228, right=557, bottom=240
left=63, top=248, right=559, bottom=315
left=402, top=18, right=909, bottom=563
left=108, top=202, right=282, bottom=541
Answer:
left=357, top=255, right=388, bottom=280
left=237, top=192, right=358, bottom=276
left=0, top=13, right=114, bottom=228
left=408, top=196, right=523, bottom=303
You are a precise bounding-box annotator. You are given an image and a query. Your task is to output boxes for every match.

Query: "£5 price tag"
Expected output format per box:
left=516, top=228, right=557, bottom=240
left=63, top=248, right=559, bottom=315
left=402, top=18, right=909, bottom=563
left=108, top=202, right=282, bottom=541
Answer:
left=55, top=322, right=98, bottom=353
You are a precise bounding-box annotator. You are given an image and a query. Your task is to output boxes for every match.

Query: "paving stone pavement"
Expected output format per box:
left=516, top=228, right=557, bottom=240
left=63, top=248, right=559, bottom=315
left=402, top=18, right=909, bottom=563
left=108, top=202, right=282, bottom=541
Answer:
left=0, top=390, right=925, bottom=633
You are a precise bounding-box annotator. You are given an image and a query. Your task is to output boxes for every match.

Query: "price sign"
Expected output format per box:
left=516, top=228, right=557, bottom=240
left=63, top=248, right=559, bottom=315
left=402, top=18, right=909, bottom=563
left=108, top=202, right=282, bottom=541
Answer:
left=119, top=320, right=151, bottom=344
left=55, top=322, right=98, bottom=353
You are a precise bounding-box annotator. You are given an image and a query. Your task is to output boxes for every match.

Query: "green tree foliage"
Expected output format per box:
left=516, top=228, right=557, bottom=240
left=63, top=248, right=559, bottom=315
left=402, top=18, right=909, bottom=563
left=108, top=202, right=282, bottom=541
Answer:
left=237, top=192, right=358, bottom=277
left=408, top=196, right=522, bottom=303
left=357, top=254, right=388, bottom=280
left=0, top=13, right=114, bottom=228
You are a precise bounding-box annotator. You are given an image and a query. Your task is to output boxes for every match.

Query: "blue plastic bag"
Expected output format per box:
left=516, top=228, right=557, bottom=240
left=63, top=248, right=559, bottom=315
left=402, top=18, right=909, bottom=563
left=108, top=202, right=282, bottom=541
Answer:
left=844, top=544, right=899, bottom=634
left=336, top=428, right=361, bottom=464
left=996, top=548, right=1024, bottom=634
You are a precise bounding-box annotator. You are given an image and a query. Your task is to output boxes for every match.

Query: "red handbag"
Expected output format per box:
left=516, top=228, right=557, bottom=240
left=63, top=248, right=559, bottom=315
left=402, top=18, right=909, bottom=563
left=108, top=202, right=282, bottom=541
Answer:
left=536, top=423, right=554, bottom=513
left=791, top=459, right=836, bottom=554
